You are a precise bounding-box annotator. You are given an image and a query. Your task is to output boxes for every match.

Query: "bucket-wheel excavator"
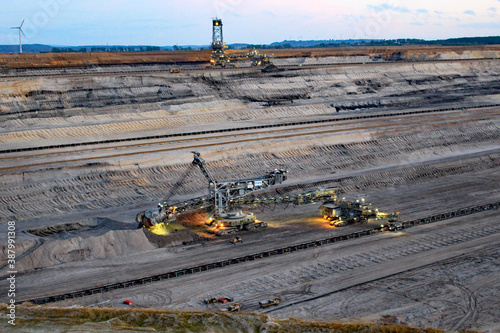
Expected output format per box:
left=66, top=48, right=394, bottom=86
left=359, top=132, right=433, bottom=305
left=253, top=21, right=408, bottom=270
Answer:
left=137, top=152, right=288, bottom=235
left=136, top=152, right=398, bottom=235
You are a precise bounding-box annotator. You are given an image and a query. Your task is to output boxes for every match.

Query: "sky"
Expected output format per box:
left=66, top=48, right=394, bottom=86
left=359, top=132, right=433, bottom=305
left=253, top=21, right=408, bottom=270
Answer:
left=1, top=0, right=500, bottom=46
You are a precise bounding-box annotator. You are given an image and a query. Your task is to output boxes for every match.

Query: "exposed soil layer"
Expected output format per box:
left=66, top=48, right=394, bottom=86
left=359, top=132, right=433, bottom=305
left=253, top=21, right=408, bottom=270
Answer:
left=1, top=45, right=499, bottom=69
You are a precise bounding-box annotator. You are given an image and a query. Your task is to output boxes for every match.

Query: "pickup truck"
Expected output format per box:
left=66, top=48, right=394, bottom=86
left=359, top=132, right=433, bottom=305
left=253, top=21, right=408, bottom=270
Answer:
left=204, top=297, right=218, bottom=304
left=217, top=296, right=233, bottom=303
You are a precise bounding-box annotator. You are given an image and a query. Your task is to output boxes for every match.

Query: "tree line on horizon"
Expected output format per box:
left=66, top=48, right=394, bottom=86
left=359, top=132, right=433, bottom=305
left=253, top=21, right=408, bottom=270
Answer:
left=30, top=35, right=500, bottom=54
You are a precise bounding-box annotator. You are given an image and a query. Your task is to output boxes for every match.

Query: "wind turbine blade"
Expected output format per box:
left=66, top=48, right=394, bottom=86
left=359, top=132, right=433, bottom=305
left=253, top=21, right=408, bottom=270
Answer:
left=20, top=29, right=27, bottom=38
left=11, top=27, right=18, bottom=29
left=20, top=19, right=25, bottom=28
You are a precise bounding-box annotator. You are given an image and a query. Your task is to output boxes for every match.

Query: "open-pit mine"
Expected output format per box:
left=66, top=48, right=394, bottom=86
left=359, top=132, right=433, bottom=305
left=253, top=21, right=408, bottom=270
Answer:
left=0, top=45, right=499, bottom=332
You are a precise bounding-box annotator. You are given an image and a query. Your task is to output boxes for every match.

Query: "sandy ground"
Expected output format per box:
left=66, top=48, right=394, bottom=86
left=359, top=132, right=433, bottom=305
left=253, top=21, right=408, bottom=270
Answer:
left=0, top=49, right=499, bottom=332
left=29, top=207, right=499, bottom=332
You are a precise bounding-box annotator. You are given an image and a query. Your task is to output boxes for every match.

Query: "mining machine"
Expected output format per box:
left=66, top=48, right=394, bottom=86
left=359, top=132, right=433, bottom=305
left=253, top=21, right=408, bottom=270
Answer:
left=137, top=152, right=288, bottom=235
left=320, top=198, right=399, bottom=227
left=210, top=18, right=230, bottom=67
left=210, top=18, right=273, bottom=68
left=136, top=153, right=396, bottom=234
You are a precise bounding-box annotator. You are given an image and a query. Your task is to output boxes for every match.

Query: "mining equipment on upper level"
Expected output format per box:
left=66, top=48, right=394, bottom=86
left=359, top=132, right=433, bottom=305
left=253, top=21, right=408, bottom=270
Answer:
left=210, top=18, right=273, bottom=68
left=210, top=18, right=230, bottom=67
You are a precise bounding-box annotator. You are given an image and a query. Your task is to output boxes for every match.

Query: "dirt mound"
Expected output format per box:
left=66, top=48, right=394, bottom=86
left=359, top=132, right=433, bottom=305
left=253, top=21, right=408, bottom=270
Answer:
left=0, top=236, right=41, bottom=270
left=24, top=218, right=139, bottom=239
left=15, top=228, right=156, bottom=272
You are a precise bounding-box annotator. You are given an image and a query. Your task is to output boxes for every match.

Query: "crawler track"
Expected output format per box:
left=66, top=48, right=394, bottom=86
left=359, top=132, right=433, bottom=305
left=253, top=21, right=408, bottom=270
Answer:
left=18, top=202, right=499, bottom=305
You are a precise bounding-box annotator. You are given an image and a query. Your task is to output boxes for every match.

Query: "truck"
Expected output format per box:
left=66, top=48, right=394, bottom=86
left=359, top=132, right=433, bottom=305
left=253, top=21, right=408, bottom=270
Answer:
left=259, top=297, right=281, bottom=308
left=218, top=296, right=233, bottom=303
left=204, top=297, right=218, bottom=304
left=227, top=303, right=241, bottom=312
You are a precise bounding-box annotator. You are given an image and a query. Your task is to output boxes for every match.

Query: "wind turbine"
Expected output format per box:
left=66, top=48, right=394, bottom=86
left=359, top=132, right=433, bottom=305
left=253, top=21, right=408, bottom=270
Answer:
left=11, top=19, right=26, bottom=54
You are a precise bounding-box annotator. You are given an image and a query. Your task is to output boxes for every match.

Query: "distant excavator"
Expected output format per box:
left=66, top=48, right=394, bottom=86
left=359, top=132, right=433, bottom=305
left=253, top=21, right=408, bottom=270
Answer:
left=210, top=18, right=273, bottom=68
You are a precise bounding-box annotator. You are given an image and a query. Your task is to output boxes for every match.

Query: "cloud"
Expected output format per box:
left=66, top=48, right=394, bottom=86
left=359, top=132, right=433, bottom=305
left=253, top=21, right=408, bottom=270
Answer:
left=410, top=21, right=424, bottom=26
left=464, top=10, right=476, bottom=15
left=262, top=11, right=276, bottom=18
left=459, top=22, right=500, bottom=29
left=367, top=3, right=410, bottom=13
left=488, top=7, right=496, bottom=12
left=417, top=9, right=428, bottom=14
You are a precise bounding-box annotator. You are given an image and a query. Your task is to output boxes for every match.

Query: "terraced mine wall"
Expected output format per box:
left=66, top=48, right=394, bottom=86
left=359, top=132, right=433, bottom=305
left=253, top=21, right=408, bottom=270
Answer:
left=0, top=47, right=499, bottom=332
left=0, top=52, right=499, bottom=227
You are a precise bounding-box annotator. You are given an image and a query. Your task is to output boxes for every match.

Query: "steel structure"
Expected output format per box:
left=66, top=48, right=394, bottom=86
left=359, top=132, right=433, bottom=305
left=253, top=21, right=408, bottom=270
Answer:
left=230, top=188, right=339, bottom=207
left=210, top=18, right=229, bottom=67
left=137, top=152, right=398, bottom=233
left=192, top=151, right=287, bottom=216
left=137, top=152, right=288, bottom=232
left=212, top=18, right=223, bottom=45
left=209, top=18, right=272, bottom=67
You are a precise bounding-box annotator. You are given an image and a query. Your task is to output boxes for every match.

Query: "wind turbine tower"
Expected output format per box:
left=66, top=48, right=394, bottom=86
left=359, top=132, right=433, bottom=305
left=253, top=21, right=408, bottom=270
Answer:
left=11, top=19, right=26, bottom=54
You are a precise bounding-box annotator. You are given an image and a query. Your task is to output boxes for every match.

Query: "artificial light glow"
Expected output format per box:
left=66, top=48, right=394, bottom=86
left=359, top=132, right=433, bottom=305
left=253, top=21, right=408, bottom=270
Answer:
left=149, top=222, right=170, bottom=236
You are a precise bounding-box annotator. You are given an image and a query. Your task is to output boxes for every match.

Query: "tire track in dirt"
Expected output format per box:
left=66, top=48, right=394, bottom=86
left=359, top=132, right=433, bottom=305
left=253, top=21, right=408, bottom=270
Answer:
left=264, top=229, right=500, bottom=315
left=1, top=130, right=499, bottom=224
left=2, top=110, right=498, bottom=171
